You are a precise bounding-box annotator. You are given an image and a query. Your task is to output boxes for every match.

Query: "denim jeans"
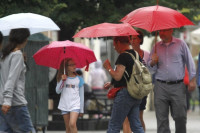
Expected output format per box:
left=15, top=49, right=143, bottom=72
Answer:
left=0, top=105, right=35, bottom=133
left=107, top=88, right=144, bottom=133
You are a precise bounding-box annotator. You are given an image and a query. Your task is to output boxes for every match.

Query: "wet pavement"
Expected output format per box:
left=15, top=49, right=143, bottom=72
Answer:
left=39, top=106, right=200, bottom=133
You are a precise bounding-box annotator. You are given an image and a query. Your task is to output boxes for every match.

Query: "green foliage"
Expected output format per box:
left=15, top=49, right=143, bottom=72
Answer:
left=0, top=0, right=200, bottom=40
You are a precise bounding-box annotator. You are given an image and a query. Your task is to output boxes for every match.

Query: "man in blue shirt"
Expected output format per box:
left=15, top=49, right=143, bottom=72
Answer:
left=148, top=28, right=196, bottom=133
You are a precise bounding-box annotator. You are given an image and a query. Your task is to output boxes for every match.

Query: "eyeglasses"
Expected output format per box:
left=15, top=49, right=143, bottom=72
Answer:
left=67, top=64, right=76, bottom=67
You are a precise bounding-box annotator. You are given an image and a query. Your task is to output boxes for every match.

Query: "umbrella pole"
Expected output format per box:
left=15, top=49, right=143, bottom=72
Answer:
left=106, top=37, right=108, bottom=59
left=64, top=59, right=66, bottom=75
left=154, top=31, right=158, bottom=53
left=63, top=47, right=66, bottom=75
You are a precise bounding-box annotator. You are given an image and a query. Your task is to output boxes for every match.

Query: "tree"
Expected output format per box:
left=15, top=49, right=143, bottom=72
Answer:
left=0, top=0, right=200, bottom=40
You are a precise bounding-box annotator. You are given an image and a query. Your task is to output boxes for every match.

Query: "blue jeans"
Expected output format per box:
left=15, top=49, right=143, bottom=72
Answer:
left=107, top=88, right=144, bottom=133
left=0, top=105, right=35, bottom=133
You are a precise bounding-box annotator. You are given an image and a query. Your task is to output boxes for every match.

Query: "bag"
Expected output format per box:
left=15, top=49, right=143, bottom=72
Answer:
left=107, top=87, right=122, bottom=99
left=124, top=51, right=153, bottom=99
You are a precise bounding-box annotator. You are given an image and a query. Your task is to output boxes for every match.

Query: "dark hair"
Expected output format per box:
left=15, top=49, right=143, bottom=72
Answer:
left=56, top=58, right=76, bottom=81
left=136, top=30, right=144, bottom=45
left=113, top=36, right=130, bottom=44
left=76, top=69, right=83, bottom=76
left=0, top=31, right=3, bottom=44
left=2, top=28, right=30, bottom=59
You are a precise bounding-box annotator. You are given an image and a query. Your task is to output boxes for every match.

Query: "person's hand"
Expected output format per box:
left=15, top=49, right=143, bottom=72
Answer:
left=23, top=53, right=27, bottom=62
left=104, top=82, right=111, bottom=90
left=150, top=53, right=159, bottom=67
left=61, top=74, right=67, bottom=81
left=79, top=113, right=84, bottom=117
left=103, top=59, right=112, bottom=71
left=1, top=105, right=11, bottom=114
left=188, top=77, right=196, bottom=92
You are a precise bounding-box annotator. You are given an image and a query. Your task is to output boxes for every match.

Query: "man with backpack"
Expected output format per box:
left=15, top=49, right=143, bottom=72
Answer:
left=103, top=36, right=144, bottom=133
left=148, top=28, right=196, bottom=133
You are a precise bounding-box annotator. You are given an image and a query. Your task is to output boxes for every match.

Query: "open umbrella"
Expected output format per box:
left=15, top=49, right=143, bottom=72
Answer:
left=33, top=40, right=97, bottom=70
left=120, top=5, right=194, bottom=32
left=0, top=13, right=60, bottom=36
left=73, top=22, right=138, bottom=57
left=191, top=28, right=200, bottom=45
left=73, top=22, right=138, bottom=38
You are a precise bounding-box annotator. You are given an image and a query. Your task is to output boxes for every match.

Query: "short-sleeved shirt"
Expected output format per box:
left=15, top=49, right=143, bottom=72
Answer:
left=111, top=50, right=139, bottom=88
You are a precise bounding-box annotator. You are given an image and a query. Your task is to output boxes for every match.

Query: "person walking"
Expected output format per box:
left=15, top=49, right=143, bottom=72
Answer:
left=197, top=53, right=200, bottom=108
left=103, top=36, right=144, bottom=133
left=0, top=31, right=3, bottom=51
left=123, top=30, right=149, bottom=133
left=56, top=58, right=84, bottom=133
left=89, top=60, right=108, bottom=91
left=0, top=28, right=36, bottom=133
left=147, top=28, right=196, bottom=133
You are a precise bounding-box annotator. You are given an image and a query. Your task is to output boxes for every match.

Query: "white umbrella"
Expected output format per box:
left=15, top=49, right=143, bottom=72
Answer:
left=0, top=13, right=60, bottom=36
left=191, top=28, right=200, bottom=45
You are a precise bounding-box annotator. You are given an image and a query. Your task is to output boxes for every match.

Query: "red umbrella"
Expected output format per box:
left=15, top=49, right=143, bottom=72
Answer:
left=73, top=22, right=138, bottom=38
left=33, top=40, right=97, bottom=70
left=120, top=5, right=194, bottom=32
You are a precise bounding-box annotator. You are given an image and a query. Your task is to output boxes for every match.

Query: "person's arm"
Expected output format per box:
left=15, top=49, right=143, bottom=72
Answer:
left=147, top=47, right=158, bottom=74
left=103, top=59, right=125, bottom=81
left=2, top=53, right=23, bottom=114
left=78, top=76, right=84, bottom=113
left=197, top=54, right=200, bottom=87
left=55, top=73, right=67, bottom=94
left=79, top=85, right=84, bottom=113
left=55, top=80, right=65, bottom=94
left=189, top=77, right=196, bottom=92
left=182, top=41, right=196, bottom=91
left=109, top=65, right=125, bottom=81
left=3, top=54, right=23, bottom=106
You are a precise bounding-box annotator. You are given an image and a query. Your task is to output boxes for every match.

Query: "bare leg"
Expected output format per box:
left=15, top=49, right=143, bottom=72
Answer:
left=140, top=110, right=146, bottom=132
left=123, top=117, right=132, bottom=133
left=122, top=111, right=146, bottom=133
left=63, top=114, right=70, bottom=133
left=69, top=112, right=79, bottom=133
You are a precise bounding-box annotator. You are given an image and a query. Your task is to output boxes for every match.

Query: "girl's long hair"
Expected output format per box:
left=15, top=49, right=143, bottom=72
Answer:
left=56, top=58, right=73, bottom=82
left=1, top=28, right=30, bottom=59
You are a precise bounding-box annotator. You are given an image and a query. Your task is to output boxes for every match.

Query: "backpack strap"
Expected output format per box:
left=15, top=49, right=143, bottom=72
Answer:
left=124, top=51, right=138, bottom=64
left=124, top=51, right=143, bottom=73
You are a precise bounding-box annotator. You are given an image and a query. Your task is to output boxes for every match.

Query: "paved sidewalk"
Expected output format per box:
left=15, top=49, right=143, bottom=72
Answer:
left=39, top=107, right=200, bottom=133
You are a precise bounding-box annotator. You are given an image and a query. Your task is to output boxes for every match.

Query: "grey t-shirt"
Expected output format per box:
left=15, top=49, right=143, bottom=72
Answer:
left=0, top=50, right=27, bottom=106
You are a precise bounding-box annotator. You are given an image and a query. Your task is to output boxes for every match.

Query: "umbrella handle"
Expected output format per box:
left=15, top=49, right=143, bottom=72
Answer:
left=64, top=59, right=66, bottom=75
left=106, top=37, right=108, bottom=59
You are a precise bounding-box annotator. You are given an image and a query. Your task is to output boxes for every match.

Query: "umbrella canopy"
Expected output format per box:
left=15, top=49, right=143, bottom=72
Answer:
left=73, top=22, right=138, bottom=38
left=33, top=40, right=97, bottom=69
left=120, top=5, right=194, bottom=32
left=0, top=13, right=60, bottom=36
left=191, top=28, right=200, bottom=45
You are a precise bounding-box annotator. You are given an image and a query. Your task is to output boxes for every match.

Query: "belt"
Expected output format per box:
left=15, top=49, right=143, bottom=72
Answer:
left=156, top=79, right=183, bottom=84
